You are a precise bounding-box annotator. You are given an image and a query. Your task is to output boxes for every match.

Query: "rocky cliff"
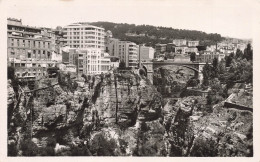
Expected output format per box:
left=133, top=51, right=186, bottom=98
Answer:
left=7, top=70, right=253, bottom=156
left=153, top=66, right=194, bottom=97
left=8, top=70, right=164, bottom=156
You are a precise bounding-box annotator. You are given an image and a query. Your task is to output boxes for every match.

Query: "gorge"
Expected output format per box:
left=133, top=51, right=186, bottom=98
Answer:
left=7, top=68, right=253, bottom=156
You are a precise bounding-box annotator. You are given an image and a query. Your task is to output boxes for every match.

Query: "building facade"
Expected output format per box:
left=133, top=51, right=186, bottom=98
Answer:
left=195, top=53, right=225, bottom=63
left=118, top=41, right=138, bottom=67
left=139, top=46, right=155, bottom=61
left=155, top=44, right=167, bottom=54
left=172, top=39, right=187, bottom=46
left=187, top=41, right=199, bottom=47
left=63, top=23, right=105, bottom=52
left=62, top=48, right=111, bottom=76
left=106, top=38, right=138, bottom=68
left=7, top=18, right=59, bottom=78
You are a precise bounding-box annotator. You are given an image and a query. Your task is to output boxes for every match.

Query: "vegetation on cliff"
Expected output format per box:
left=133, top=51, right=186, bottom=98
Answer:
left=89, top=21, right=223, bottom=47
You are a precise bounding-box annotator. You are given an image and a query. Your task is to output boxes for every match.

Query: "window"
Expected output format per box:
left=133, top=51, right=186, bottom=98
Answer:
left=11, top=48, right=15, bottom=55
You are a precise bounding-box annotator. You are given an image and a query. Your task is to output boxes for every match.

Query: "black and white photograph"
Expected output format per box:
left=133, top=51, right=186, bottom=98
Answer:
left=1, top=0, right=259, bottom=160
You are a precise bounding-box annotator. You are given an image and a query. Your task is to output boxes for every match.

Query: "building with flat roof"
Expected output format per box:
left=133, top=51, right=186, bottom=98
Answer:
left=106, top=38, right=138, bottom=68
left=63, top=23, right=105, bottom=52
left=172, top=39, right=187, bottom=46
left=7, top=18, right=60, bottom=78
left=138, top=46, right=155, bottom=61
left=195, top=53, right=225, bottom=63
left=62, top=48, right=111, bottom=76
left=187, top=41, right=199, bottom=47
left=155, top=44, right=167, bottom=58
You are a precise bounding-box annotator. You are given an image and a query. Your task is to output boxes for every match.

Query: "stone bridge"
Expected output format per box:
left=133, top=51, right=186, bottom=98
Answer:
left=141, top=61, right=210, bottom=84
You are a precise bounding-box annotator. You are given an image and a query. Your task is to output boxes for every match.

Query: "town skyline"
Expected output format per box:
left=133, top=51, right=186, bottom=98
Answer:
left=2, top=0, right=256, bottom=39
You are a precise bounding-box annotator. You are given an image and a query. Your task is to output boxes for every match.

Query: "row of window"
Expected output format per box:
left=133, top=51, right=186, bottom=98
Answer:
left=15, top=72, right=46, bottom=77
left=65, top=32, right=104, bottom=35
left=65, top=36, right=104, bottom=40
left=8, top=26, right=41, bottom=34
left=9, top=38, right=51, bottom=49
left=68, top=45, right=103, bottom=48
left=67, top=40, right=104, bottom=44
left=10, top=48, right=51, bottom=58
left=64, top=28, right=104, bottom=32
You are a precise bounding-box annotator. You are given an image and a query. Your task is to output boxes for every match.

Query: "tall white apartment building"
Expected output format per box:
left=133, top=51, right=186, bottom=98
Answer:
left=63, top=23, right=105, bottom=52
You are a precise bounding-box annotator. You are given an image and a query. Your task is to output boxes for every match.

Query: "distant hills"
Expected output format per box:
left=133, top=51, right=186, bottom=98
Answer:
left=89, top=21, right=224, bottom=47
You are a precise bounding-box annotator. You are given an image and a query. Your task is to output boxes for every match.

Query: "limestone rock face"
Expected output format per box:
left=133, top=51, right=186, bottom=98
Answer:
left=153, top=66, right=192, bottom=97
left=7, top=71, right=164, bottom=156
left=7, top=70, right=252, bottom=157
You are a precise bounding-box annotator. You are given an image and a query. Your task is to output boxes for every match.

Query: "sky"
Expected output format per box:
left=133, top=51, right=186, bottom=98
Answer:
left=2, top=0, right=258, bottom=39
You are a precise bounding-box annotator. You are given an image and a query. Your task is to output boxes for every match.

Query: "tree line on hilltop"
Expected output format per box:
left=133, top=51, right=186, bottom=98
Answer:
left=89, top=22, right=224, bottom=47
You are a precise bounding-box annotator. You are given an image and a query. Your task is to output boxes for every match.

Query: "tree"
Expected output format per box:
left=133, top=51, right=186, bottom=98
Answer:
left=119, top=60, right=126, bottom=69
left=225, top=55, right=233, bottom=67
left=244, top=43, right=253, bottom=61
left=218, top=59, right=226, bottom=74
left=187, top=78, right=199, bottom=87
left=89, top=133, right=118, bottom=156
left=212, top=57, right=219, bottom=78
left=8, top=66, right=15, bottom=80
left=190, top=52, right=196, bottom=62
left=202, top=62, right=212, bottom=86
left=20, top=139, right=39, bottom=156
left=235, top=49, right=243, bottom=59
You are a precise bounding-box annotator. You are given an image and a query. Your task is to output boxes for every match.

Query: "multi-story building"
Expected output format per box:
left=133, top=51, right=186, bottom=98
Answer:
left=175, top=46, right=188, bottom=54
left=63, top=23, right=105, bottom=52
left=138, top=46, right=155, bottom=61
left=106, top=38, right=120, bottom=56
left=155, top=44, right=167, bottom=58
left=118, top=41, right=138, bottom=67
left=106, top=38, right=138, bottom=68
left=7, top=18, right=58, bottom=78
left=185, top=47, right=198, bottom=54
left=62, top=48, right=111, bottom=76
left=187, top=41, right=199, bottom=47
left=195, top=53, right=225, bottom=63
left=172, top=39, right=187, bottom=46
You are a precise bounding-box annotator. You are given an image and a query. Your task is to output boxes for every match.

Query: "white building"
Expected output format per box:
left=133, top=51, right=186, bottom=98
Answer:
left=172, top=39, right=187, bottom=46
left=187, top=41, right=199, bottom=47
left=63, top=23, right=105, bottom=52
left=62, top=48, right=111, bottom=76
left=139, top=46, right=155, bottom=61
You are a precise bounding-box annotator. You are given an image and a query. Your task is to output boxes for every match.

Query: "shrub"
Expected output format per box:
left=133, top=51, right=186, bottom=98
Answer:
left=20, top=139, right=39, bottom=156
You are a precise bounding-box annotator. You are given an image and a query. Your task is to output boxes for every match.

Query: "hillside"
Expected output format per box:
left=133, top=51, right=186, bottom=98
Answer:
left=89, top=21, right=224, bottom=47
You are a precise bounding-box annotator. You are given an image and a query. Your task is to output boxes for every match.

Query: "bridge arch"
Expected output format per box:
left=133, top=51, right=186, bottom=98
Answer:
left=142, top=61, right=206, bottom=84
left=142, top=65, right=148, bottom=77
